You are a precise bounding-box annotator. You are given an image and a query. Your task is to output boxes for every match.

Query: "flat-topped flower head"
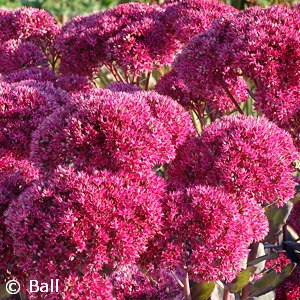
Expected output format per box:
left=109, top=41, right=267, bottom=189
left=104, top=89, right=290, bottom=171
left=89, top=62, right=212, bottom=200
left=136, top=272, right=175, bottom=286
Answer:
left=31, top=89, right=193, bottom=173
left=0, top=7, right=59, bottom=50
left=141, top=185, right=266, bottom=283
left=56, top=3, right=177, bottom=78
left=0, top=40, right=48, bottom=75
left=200, top=115, right=298, bottom=206
left=5, top=167, right=164, bottom=297
left=0, top=80, right=69, bottom=157
left=161, top=0, right=237, bottom=45
left=173, top=31, right=248, bottom=113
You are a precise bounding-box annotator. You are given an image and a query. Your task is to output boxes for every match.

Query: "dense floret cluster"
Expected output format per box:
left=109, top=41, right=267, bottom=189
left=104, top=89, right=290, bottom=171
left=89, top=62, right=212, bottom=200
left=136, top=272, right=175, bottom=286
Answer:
left=0, top=3, right=300, bottom=299
left=173, top=5, right=300, bottom=147
left=275, top=266, right=300, bottom=300
left=161, top=0, right=237, bottom=45
left=0, top=80, right=68, bottom=156
left=30, top=89, right=193, bottom=173
left=141, top=185, right=267, bottom=283
left=5, top=167, right=165, bottom=297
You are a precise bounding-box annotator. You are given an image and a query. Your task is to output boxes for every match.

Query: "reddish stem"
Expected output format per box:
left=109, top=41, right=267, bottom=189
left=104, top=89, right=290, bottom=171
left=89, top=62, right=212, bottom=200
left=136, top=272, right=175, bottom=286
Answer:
left=224, top=86, right=244, bottom=115
left=183, top=272, right=192, bottom=300
left=145, top=72, right=151, bottom=91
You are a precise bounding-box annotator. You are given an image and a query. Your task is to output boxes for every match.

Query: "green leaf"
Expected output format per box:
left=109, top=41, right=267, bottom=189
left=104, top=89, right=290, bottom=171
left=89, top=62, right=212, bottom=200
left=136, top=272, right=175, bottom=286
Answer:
left=264, top=202, right=293, bottom=243
left=0, top=283, right=10, bottom=298
left=250, top=263, right=296, bottom=297
left=248, top=252, right=280, bottom=266
left=229, top=266, right=256, bottom=293
left=191, top=281, right=215, bottom=300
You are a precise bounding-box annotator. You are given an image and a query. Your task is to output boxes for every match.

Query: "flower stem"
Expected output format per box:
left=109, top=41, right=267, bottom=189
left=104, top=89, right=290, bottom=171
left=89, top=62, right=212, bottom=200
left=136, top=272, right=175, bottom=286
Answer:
left=183, top=272, right=192, bottom=300
left=145, top=72, right=151, bottom=90
left=224, top=86, right=244, bottom=115
left=241, top=242, right=259, bottom=300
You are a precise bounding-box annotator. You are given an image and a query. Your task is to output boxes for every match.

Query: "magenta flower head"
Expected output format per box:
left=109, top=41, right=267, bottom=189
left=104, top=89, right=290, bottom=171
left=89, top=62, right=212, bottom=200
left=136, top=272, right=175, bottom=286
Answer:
left=161, top=0, right=237, bottom=45
left=30, top=89, right=194, bottom=173
left=173, top=30, right=248, bottom=114
left=199, top=115, right=298, bottom=206
left=0, top=7, right=59, bottom=50
left=275, top=266, right=300, bottom=300
left=0, top=150, right=39, bottom=281
left=3, top=67, right=55, bottom=83
left=5, top=166, right=164, bottom=297
left=103, top=3, right=177, bottom=76
left=141, top=185, right=265, bottom=283
left=56, top=3, right=177, bottom=78
left=110, top=264, right=182, bottom=299
left=0, top=40, right=48, bottom=75
left=0, top=80, right=69, bottom=157
left=174, top=5, right=300, bottom=147
left=55, top=13, right=106, bottom=77
left=55, top=74, right=93, bottom=94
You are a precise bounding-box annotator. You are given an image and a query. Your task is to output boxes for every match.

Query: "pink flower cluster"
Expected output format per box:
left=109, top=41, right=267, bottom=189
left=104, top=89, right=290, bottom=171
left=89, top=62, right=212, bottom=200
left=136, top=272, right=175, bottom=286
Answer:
left=30, top=88, right=193, bottom=174
left=0, top=151, right=39, bottom=282
left=0, top=80, right=68, bottom=157
left=0, top=76, right=193, bottom=297
left=0, top=4, right=299, bottom=299
left=275, top=266, right=300, bottom=300
left=56, top=3, right=176, bottom=78
left=141, top=115, right=297, bottom=284
left=0, top=7, right=59, bottom=49
left=265, top=253, right=291, bottom=273
left=141, top=185, right=265, bottom=283
left=4, top=167, right=165, bottom=297
left=161, top=0, right=237, bottom=45
left=171, top=5, right=300, bottom=147
left=168, top=115, right=298, bottom=206
left=56, top=0, right=236, bottom=80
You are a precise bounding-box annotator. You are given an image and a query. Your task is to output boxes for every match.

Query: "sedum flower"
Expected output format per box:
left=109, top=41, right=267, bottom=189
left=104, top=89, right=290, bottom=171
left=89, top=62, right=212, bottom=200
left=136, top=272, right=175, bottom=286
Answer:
left=173, top=30, right=248, bottom=113
left=141, top=185, right=263, bottom=283
left=0, top=80, right=69, bottom=157
left=5, top=166, right=164, bottom=298
left=0, top=7, right=59, bottom=51
left=0, top=40, right=48, bottom=75
left=56, top=3, right=177, bottom=78
left=161, top=0, right=237, bottom=46
left=0, top=150, right=39, bottom=281
left=31, top=89, right=194, bottom=173
left=198, top=115, right=298, bottom=206
left=275, top=266, right=300, bottom=300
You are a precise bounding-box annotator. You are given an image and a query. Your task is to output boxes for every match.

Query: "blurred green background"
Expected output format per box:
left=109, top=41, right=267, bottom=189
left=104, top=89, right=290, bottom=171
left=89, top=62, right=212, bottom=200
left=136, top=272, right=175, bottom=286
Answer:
left=0, top=0, right=297, bottom=23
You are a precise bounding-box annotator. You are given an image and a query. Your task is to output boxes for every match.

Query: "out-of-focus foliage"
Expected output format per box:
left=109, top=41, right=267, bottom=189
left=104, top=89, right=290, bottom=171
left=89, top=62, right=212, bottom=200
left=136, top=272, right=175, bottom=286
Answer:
left=1, top=0, right=300, bottom=24
left=0, top=0, right=138, bottom=23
